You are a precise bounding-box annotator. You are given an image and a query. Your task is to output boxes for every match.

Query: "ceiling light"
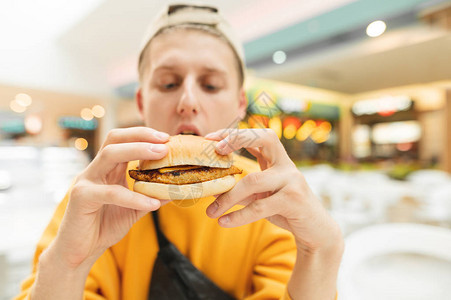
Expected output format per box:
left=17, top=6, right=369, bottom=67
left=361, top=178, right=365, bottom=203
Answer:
left=74, top=138, right=88, bottom=151
left=15, top=93, right=32, bottom=107
left=10, top=100, right=26, bottom=113
left=92, top=105, right=105, bottom=118
left=81, top=108, right=93, bottom=121
left=273, top=50, right=287, bottom=64
left=366, top=20, right=386, bottom=37
left=24, top=114, right=42, bottom=135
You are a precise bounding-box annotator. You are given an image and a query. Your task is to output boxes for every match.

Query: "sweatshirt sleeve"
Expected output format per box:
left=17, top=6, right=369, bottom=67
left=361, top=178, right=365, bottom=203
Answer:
left=13, top=187, right=121, bottom=300
left=243, top=220, right=297, bottom=300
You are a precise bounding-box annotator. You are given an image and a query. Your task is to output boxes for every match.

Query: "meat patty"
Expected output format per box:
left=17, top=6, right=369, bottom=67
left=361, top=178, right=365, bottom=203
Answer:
left=129, top=165, right=242, bottom=185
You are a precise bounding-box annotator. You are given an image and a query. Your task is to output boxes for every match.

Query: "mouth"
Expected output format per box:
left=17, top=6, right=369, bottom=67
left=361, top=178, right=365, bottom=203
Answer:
left=179, top=131, right=199, bottom=136
left=176, top=125, right=201, bottom=136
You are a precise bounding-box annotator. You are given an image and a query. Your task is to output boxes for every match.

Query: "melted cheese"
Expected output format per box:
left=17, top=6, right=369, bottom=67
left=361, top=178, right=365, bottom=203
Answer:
left=158, top=165, right=203, bottom=173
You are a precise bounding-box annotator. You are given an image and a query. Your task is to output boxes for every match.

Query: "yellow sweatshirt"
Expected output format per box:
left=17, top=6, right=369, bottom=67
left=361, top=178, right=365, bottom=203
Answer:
left=15, top=155, right=298, bottom=299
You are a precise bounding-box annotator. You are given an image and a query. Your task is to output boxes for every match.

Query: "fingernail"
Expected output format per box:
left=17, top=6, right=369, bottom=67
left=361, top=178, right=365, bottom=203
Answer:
left=204, top=132, right=215, bottom=138
left=149, top=199, right=160, bottom=207
left=150, top=144, right=167, bottom=153
left=219, top=215, right=230, bottom=224
left=155, top=132, right=169, bottom=140
left=207, top=201, right=219, bottom=216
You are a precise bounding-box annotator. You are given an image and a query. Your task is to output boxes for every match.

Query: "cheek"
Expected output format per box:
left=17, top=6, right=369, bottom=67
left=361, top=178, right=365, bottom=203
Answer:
left=143, top=96, right=174, bottom=121
left=204, top=95, right=241, bottom=125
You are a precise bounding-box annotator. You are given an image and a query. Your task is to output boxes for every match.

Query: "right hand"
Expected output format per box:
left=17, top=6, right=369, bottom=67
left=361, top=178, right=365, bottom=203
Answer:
left=48, top=127, right=170, bottom=271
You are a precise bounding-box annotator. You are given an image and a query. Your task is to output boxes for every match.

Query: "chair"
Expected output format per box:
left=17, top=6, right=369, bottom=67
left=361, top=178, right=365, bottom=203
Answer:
left=337, top=223, right=451, bottom=300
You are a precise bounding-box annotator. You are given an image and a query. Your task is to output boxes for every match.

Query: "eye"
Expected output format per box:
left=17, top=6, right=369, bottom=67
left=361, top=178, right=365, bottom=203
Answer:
left=156, top=73, right=181, bottom=92
left=163, top=82, right=178, bottom=90
left=203, top=84, right=217, bottom=91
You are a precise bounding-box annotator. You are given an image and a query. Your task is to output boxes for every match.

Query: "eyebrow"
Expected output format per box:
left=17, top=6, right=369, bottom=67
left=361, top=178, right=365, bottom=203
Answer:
left=152, top=65, right=178, bottom=72
left=201, top=66, right=227, bottom=75
left=152, top=64, right=228, bottom=75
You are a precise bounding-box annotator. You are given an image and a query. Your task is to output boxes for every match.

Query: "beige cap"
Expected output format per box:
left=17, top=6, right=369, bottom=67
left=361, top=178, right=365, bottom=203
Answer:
left=139, top=4, right=245, bottom=75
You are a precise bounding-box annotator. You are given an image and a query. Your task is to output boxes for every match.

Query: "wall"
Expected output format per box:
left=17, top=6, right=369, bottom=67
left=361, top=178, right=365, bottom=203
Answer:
left=351, top=82, right=450, bottom=170
left=0, top=84, right=113, bottom=151
left=446, top=89, right=451, bottom=173
left=116, top=98, right=143, bottom=128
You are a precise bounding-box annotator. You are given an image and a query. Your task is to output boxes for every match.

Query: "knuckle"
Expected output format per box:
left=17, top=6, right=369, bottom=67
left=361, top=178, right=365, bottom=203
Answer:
left=100, top=144, right=115, bottom=161
left=70, top=183, right=88, bottom=201
left=265, top=128, right=278, bottom=140
left=284, top=177, right=305, bottom=198
left=217, top=192, right=232, bottom=207
left=105, top=129, right=121, bottom=143
left=284, top=184, right=299, bottom=197
left=291, top=169, right=304, bottom=182
left=251, top=200, right=266, bottom=215
left=104, top=186, right=117, bottom=200
left=245, top=172, right=263, bottom=186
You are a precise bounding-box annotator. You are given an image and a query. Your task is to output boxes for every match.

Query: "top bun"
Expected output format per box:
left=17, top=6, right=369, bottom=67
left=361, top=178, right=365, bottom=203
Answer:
left=139, top=134, right=233, bottom=170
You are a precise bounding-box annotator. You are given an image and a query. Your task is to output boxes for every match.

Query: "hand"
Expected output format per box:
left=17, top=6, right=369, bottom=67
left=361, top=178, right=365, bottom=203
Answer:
left=51, top=127, right=170, bottom=270
left=205, top=128, right=342, bottom=253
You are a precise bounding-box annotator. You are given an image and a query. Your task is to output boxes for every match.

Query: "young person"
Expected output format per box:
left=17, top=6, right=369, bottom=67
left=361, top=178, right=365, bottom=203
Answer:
left=17, top=4, right=343, bottom=299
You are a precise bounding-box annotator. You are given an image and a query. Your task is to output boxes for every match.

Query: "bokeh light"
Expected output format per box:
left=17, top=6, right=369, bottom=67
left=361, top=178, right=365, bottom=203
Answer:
left=24, top=115, right=43, bottom=135
left=74, top=138, right=88, bottom=151
left=15, top=93, right=32, bottom=107
left=10, top=100, right=26, bottom=113
left=92, top=105, right=105, bottom=118
left=366, top=20, right=386, bottom=37
left=80, top=108, right=93, bottom=121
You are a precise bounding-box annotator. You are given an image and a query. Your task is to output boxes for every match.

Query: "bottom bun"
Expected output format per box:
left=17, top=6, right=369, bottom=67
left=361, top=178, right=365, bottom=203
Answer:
left=133, top=175, right=237, bottom=200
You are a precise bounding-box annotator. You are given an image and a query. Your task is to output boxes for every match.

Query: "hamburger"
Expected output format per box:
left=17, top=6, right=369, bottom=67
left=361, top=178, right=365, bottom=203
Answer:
left=129, top=134, right=242, bottom=201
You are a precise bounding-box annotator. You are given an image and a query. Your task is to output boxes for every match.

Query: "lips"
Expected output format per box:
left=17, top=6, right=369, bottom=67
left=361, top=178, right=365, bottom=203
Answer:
left=176, top=124, right=201, bottom=136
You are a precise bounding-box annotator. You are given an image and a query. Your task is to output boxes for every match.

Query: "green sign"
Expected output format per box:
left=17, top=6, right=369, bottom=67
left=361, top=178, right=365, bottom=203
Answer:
left=59, top=117, right=98, bottom=130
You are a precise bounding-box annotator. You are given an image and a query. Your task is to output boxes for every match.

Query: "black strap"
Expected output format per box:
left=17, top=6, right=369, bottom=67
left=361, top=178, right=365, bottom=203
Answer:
left=148, top=210, right=235, bottom=300
left=151, top=210, right=169, bottom=248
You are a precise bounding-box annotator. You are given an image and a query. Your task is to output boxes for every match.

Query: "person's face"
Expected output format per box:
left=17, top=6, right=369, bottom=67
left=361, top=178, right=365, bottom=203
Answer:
left=136, top=30, right=247, bottom=137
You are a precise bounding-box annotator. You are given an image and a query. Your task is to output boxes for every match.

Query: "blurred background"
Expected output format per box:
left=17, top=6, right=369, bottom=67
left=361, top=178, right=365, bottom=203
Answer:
left=0, top=0, right=450, bottom=299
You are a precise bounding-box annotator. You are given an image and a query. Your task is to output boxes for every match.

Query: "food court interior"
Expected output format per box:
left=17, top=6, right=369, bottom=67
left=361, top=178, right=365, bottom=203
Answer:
left=1, top=1, right=451, bottom=299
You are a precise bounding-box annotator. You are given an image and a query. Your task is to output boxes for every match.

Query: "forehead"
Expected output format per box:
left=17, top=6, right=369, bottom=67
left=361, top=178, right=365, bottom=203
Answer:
left=145, top=29, right=237, bottom=74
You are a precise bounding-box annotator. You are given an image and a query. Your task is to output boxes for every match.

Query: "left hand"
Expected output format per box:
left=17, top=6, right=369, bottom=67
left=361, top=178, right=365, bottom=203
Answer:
left=204, top=128, right=342, bottom=253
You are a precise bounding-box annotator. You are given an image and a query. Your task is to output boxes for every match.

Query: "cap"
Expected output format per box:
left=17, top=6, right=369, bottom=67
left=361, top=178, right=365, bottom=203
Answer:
left=138, top=4, right=245, bottom=75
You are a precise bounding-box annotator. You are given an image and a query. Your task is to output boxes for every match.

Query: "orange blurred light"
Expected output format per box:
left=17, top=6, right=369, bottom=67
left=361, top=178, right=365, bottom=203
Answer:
left=283, top=116, right=301, bottom=129
left=75, top=138, right=88, bottom=151
left=268, top=117, right=282, bottom=139
left=311, top=131, right=330, bottom=143
left=296, top=120, right=316, bottom=141
left=283, top=124, right=297, bottom=140
left=396, top=142, right=413, bottom=152
left=81, top=108, right=93, bottom=121
left=92, top=105, right=105, bottom=118
left=248, top=115, right=269, bottom=128
left=319, top=121, right=332, bottom=132
left=238, top=121, right=249, bottom=130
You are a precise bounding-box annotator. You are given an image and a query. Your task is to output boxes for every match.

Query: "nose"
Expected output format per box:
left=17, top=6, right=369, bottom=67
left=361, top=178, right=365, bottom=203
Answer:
left=177, top=76, right=199, bottom=117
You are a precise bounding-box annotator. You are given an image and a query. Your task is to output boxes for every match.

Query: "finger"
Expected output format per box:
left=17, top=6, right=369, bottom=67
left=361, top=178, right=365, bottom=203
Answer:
left=218, top=194, right=280, bottom=228
left=205, top=128, right=263, bottom=141
left=215, top=129, right=291, bottom=167
left=206, top=170, right=282, bottom=218
left=73, top=184, right=161, bottom=212
left=246, top=147, right=268, bottom=170
left=101, top=127, right=169, bottom=149
left=204, top=129, right=227, bottom=140
left=245, top=147, right=261, bottom=158
left=207, top=131, right=269, bottom=169
left=87, top=142, right=168, bottom=180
